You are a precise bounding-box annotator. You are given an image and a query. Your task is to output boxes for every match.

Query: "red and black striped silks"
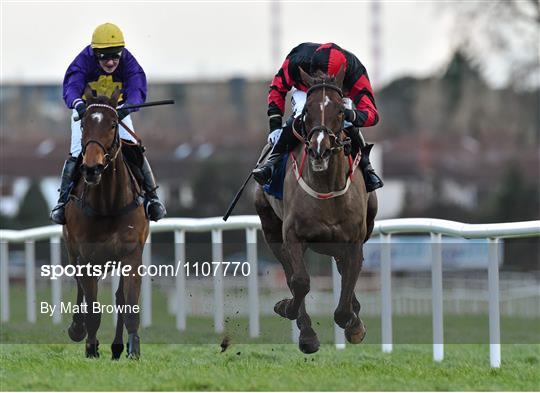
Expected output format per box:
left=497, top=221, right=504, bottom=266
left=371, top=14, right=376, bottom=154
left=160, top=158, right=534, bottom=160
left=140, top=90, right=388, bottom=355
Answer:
left=267, top=42, right=379, bottom=128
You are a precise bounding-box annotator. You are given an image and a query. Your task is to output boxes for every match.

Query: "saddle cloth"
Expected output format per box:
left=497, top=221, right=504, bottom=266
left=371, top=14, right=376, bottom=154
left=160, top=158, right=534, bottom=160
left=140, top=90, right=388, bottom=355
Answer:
left=262, top=153, right=289, bottom=200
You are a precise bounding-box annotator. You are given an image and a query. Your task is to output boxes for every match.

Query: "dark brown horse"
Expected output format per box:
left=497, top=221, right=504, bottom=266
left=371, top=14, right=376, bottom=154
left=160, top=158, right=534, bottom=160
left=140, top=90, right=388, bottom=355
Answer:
left=63, top=86, right=149, bottom=359
left=255, top=68, right=377, bottom=354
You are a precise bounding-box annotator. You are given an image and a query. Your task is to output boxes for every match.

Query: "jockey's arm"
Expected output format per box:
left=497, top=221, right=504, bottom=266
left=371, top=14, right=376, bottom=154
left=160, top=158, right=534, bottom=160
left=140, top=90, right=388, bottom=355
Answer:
left=267, top=57, right=294, bottom=131
left=345, top=59, right=379, bottom=128
left=63, top=48, right=90, bottom=109
left=345, top=75, right=379, bottom=128
left=121, top=50, right=148, bottom=115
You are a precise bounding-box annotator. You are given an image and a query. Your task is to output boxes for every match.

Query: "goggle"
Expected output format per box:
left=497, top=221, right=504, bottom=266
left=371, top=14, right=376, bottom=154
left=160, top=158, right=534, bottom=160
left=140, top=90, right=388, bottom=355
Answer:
left=96, top=50, right=123, bottom=61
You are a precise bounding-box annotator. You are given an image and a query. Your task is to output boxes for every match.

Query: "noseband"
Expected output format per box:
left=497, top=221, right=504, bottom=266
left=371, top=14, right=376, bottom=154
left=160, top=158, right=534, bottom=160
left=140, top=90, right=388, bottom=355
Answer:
left=80, top=104, right=120, bottom=169
left=296, top=82, right=349, bottom=154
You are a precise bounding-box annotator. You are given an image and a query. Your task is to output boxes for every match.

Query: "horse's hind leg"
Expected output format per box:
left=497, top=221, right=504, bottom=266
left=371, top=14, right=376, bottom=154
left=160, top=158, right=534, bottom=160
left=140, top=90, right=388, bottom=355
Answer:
left=334, top=246, right=366, bottom=344
left=365, top=192, right=378, bottom=243
left=80, top=276, right=101, bottom=358
left=68, top=277, right=87, bottom=342
left=278, top=229, right=309, bottom=322
left=255, top=190, right=319, bottom=353
left=111, top=275, right=125, bottom=360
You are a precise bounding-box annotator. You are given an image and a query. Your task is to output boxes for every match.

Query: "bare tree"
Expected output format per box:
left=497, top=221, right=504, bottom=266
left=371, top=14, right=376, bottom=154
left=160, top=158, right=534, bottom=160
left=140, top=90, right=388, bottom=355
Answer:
left=443, top=0, right=539, bottom=89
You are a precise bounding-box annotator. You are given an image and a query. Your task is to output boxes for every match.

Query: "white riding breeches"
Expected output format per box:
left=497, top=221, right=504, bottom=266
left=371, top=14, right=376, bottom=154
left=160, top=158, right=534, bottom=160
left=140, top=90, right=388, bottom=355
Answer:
left=290, top=88, right=355, bottom=128
left=70, top=109, right=137, bottom=156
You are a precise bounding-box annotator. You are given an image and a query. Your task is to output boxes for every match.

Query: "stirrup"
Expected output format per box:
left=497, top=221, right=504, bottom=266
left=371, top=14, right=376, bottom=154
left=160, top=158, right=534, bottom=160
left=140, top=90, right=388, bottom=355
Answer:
left=252, top=164, right=272, bottom=185
left=365, top=171, right=383, bottom=192
left=144, top=198, right=166, bottom=221
left=50, top=203, right=67, bottom=225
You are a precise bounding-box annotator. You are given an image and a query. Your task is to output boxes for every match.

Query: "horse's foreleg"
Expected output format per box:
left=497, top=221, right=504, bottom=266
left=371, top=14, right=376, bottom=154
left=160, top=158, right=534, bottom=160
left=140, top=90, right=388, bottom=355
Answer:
left=335, top=257, right=361, bottom=316
left=334, top=246, right=366, bottom=344
left=80, top=276, right=101, bottom=358
left=111, top=275, right=125, bottom=360
left=255, top=191, right=319, bottom=353
left=123, top=253, right=142, bottom=360
left=68, top=277, right=87, bottom=342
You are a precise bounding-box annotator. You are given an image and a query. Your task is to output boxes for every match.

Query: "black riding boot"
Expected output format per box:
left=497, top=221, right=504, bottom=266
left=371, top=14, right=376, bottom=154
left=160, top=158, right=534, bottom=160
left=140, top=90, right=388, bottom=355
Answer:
left=346, top=127, right=384, bottom=192
left=141, top=157, right=166, bottom=221
left=49, top=156, right=78, bottom=225
left=252, top=119, right=299, bottom=185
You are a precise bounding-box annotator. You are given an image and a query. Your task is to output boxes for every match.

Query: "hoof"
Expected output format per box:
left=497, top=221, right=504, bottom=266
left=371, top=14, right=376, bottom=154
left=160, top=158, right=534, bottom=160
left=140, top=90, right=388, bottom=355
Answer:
left=85, top=340, right=100, bottom=358
left=274, top=299, right=297, bottom=320
left=299, top=328, right=320, bottom=354
left=111, top=343, right=124, bottom=360
left=345, top=319, right=366, bottom=344
left=127, top=334, right=140, bottom=360
left=127, top=352, right=140, bottom=360
left=68, top=322, right=87, bottom=342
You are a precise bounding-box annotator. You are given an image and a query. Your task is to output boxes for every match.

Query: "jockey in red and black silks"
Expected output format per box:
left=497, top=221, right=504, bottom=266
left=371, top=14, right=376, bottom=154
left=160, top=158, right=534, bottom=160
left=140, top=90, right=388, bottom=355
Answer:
left=50, top=23, right=166, bottom=225
left=253, top=42, right=383, bottom=192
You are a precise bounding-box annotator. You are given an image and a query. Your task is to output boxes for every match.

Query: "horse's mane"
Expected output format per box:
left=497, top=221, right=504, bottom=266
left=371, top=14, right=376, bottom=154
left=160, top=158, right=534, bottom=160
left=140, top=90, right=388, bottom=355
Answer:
left=90, top=95, right=115, bottom=106
left=310, top=70, right=338, bottom=87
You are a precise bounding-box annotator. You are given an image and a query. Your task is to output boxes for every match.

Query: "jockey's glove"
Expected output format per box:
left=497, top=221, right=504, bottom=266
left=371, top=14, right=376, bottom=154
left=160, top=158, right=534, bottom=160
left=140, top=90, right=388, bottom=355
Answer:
left=117, top=108, right=130, bottom=120
left=268, top=114, right=283, bottom=132
left=74, top=101, right=87, bottom=120
left=268, top=129, right=282, bottom=145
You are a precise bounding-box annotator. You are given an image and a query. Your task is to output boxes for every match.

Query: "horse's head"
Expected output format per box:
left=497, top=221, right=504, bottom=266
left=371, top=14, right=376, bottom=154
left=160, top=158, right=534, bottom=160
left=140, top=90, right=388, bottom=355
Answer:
left=80, top=85, right=121, bottom=186
left=299, top=66, right=346, bottom=172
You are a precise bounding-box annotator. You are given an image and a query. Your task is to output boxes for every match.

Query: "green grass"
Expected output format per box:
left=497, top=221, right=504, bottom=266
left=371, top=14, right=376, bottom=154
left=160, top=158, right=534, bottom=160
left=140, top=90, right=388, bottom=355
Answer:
left=1, top=285, right=539, bottom=390
left=1, top=343, right=539, bottom=391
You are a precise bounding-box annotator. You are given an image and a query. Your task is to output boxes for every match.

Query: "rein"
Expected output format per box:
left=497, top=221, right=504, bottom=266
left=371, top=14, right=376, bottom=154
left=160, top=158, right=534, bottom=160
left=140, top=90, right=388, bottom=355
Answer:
left=290, top=81, right=357, bottom=200
left=74, top=103, right=144, bottom=217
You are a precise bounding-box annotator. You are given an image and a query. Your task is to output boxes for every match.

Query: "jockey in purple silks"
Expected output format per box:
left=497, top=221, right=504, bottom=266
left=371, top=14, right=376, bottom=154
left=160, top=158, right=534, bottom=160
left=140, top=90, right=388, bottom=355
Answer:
left=50, top=23, right=166, bottom=224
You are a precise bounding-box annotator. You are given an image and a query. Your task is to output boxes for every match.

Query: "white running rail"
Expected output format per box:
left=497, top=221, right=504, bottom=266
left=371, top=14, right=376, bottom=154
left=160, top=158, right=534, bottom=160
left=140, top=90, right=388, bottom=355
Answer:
left=1, top=216, right=539, bottom=368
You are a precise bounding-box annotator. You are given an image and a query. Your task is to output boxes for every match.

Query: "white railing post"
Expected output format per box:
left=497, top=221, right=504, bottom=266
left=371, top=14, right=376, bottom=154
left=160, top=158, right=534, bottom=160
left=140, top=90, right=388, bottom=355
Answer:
left=332, top=258, right=346, bottom=349
left=380, top=233, right=393, bottom=353
left=1, top=241, right=9, bottom=322
left=292, top=321, right=300, bottom=344
left=212, top=229, right=224, bottom=333
left=246, top=228, right=259, bottom=338
left=175, top=230, right=186, bottom=331
left=430, top=233, right=444, bottom=362
left=50, top=236, right=62, bottom=324
left=25, top=240, right=36, bottom=323
left=488, top=237, right=501, bottom=368
left=141, top=234, right=152, bottom=328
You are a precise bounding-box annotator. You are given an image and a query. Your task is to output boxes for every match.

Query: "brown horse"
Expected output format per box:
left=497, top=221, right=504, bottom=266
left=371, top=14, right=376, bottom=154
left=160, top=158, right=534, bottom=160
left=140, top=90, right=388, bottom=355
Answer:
left=255, top=68, right=377, bottom=354
left=63, top=86, right=149, bottom=359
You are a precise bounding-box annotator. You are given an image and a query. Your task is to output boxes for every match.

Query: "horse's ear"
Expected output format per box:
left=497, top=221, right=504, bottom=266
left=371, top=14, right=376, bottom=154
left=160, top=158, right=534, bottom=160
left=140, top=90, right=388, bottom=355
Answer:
left=335, top=64, right=345, bottom=89
left=299, top=67, right=314, bottom=88
left=110, top=87, right=121, bottom=106
left=84, top=85, right=95, bottom=103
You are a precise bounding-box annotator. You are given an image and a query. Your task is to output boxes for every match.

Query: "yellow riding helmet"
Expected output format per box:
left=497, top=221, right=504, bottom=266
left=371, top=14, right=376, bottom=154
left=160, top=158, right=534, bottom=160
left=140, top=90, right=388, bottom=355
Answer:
left=91, top=23, right=125, bottom=49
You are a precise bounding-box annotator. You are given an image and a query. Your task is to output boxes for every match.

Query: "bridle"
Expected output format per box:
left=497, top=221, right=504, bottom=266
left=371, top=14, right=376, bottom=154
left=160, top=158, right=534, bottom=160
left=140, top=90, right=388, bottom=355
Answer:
left=289, top=80, right=360, bottom=200
left=294, top=82, right=350, bottom=155
left=80, top=103, right=121, bottom=169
